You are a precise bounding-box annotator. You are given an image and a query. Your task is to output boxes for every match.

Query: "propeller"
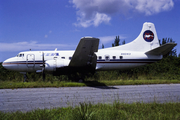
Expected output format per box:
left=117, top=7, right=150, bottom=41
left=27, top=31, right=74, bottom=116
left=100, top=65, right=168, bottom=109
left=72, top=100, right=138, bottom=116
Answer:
left=42, top=52, right=45, bottom=81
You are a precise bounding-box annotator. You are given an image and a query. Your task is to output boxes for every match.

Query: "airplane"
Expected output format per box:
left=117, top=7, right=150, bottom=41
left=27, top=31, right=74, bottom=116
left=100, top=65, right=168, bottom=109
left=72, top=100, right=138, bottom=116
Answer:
left=2, top=22, right=177, bottom=82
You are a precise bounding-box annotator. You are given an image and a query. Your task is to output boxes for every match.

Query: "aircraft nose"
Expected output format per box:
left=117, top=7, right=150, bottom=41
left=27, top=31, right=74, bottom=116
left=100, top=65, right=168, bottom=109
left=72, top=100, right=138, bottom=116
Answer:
left=2, top=58, right=18, bottom=71
left=2, top=60, right=9, bottom=69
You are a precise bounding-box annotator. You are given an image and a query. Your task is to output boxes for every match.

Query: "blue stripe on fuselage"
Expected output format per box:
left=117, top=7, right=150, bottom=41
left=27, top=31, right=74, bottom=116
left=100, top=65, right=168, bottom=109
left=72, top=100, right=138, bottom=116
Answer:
left=3, top=59, right=160, bottom=65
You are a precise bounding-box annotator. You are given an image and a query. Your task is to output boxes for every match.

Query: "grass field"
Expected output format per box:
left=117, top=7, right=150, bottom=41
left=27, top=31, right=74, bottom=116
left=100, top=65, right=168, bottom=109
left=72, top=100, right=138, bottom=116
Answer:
left=0, top=79, right=180, bottom=89
left=0, top=102, right=180, bottom=120
left=1, top=80, right=180, bottom=119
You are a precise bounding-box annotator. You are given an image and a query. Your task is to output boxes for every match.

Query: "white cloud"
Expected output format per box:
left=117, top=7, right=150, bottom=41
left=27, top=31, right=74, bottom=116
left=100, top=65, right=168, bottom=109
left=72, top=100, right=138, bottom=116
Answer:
left=74, top=12, right=111, bottom=27
left=134, top=0, right=174, bottom=15
left=49, top=30, right=52, bottom=34
left=44, top=30, right=52, bottom=38
left=70, top=0, right=174, bottom=27
left=99, top=36, right=115, bottom=45
left=0, top=41, right=75, bottom=52
left=44, top=35, right=48, bottom=38
left=99, top=35, right=126, bottom=45
left=0, top=35, right=127, bottom=51
left=94, top=13, right=111, bottom=27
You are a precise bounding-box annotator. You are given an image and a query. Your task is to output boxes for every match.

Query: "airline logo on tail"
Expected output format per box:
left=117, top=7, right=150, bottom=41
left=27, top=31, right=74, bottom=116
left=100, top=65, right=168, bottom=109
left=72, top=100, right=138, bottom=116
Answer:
left=143, top=30, right=154, bottom=42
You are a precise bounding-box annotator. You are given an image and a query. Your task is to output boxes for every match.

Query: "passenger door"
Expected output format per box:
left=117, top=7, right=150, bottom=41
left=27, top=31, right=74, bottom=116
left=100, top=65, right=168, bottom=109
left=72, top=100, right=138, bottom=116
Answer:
left=26, top=54, right=35, bottom=68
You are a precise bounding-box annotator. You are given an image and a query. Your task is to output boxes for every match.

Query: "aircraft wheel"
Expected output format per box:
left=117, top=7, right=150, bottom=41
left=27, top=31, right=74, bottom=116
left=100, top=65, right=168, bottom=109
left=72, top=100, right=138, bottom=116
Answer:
left=78, top=78, right=84, bottom=83
left=23, top=74, right=28, bottom=82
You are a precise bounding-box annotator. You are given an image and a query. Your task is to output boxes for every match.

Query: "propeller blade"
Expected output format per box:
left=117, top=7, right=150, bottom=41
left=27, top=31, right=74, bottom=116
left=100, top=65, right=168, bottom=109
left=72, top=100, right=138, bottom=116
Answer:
left=42, top=68, right=45, bottom=81
left=42, top=52, right=45, bottom=81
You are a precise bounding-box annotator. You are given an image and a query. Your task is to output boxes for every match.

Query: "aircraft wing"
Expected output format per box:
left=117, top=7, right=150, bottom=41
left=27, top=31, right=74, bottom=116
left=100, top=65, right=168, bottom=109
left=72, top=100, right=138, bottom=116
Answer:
left=145, top=43, right=177, bottom=55
left=69, top=37, right=99, bottom=72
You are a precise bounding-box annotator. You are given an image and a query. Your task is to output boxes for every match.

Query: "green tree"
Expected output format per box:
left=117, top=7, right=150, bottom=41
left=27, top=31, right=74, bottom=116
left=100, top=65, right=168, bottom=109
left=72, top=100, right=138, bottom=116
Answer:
left=122, top=40, right=126, bottom=45
left=102, top=44, right=104, bottom=49
left=159, top=38, right=177, bottom=57
left=112, top=36, right=120, bottom=47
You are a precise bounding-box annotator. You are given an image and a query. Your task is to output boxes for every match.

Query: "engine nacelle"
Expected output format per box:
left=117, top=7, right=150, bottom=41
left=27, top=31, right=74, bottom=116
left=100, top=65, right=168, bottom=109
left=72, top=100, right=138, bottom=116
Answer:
left=45, top=59, right=70, bottom=71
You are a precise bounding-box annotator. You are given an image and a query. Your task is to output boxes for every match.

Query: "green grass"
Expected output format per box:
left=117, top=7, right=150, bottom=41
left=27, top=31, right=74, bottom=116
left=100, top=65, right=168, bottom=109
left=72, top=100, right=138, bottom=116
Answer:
left=1, top=102, right=180, bottom=120
left=0, top=79, right=180, bottom=89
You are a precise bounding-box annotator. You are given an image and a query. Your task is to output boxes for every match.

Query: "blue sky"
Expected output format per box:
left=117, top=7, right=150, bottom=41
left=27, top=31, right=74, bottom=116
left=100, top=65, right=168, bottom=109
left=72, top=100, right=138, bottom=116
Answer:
left=0, top=0, right=180, bottom=62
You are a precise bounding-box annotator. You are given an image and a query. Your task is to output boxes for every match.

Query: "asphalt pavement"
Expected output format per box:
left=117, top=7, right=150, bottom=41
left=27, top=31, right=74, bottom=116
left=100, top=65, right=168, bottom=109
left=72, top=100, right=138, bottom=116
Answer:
left=0, top=84, right=180, bottom=112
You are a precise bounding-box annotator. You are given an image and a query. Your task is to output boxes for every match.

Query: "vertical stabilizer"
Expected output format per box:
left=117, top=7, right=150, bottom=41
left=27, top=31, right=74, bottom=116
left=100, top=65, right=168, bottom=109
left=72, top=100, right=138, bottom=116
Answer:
left=106, top=22, right=160, bottom=52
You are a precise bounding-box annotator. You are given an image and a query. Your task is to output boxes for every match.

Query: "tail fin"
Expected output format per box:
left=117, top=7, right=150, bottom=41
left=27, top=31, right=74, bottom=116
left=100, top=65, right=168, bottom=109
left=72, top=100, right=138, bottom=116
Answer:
left=107, top=22, right=160, bottom=52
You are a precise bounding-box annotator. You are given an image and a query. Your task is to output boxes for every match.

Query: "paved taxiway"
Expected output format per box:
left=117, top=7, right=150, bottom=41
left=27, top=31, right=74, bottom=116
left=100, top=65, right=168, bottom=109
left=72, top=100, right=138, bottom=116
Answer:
left=0, top=84, right=180, bottom=112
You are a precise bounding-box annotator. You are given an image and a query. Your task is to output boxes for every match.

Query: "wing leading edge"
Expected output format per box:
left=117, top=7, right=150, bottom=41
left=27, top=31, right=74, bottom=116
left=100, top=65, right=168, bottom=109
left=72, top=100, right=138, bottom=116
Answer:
left=69, top=37, right=99, bottom=72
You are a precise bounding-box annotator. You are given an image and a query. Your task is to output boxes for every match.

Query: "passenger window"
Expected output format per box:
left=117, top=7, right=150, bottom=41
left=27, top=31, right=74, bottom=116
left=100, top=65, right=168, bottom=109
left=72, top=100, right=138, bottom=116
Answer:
left=113, top=56, right=116, bottom=59
left=61, top=57, right=65, bottom=59
left=56, top=53, right=59, bottom=56
left=105, top=55, right=110, bottom=61
left=69, top=57, right=72, bottom=60
left=120, top=56, right=123, bottom=59
left=98, top=56, right=102, bottom=60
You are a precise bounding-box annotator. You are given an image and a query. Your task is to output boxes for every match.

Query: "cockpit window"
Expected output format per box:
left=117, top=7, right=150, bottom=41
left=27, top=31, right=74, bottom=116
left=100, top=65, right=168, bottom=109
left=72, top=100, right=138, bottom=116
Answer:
left=16, top=54, right=24, bottom=57
left=19, top=54, right=24, bottom=57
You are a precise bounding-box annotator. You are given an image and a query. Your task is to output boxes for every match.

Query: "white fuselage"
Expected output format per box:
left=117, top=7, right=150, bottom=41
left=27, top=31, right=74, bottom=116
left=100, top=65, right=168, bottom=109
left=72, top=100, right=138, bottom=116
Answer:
left=3, top=22, right=166, bottom=74
left=2, top=49, right=162, bottom=73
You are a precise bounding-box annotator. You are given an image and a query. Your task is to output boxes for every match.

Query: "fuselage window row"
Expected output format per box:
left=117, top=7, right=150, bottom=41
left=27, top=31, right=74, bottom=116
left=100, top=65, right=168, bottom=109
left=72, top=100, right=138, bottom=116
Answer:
left=98, top=56, right=123, bottom=60
left=45, top=53, right=59, bottom=56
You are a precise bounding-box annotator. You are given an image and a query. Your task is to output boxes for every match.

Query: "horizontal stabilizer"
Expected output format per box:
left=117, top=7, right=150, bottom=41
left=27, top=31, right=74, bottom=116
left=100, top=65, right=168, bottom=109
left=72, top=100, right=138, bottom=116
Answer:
left=145, top=43, right=177, bottom=55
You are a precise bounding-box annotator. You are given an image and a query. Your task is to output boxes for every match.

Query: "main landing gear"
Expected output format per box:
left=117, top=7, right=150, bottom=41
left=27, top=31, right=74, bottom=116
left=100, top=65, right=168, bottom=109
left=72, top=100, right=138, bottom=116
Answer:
left=20, top=72, right=28, bottom=82
left=68, top=73, right=85, bottom=83
left=23, top=74, right=28, bottom=82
